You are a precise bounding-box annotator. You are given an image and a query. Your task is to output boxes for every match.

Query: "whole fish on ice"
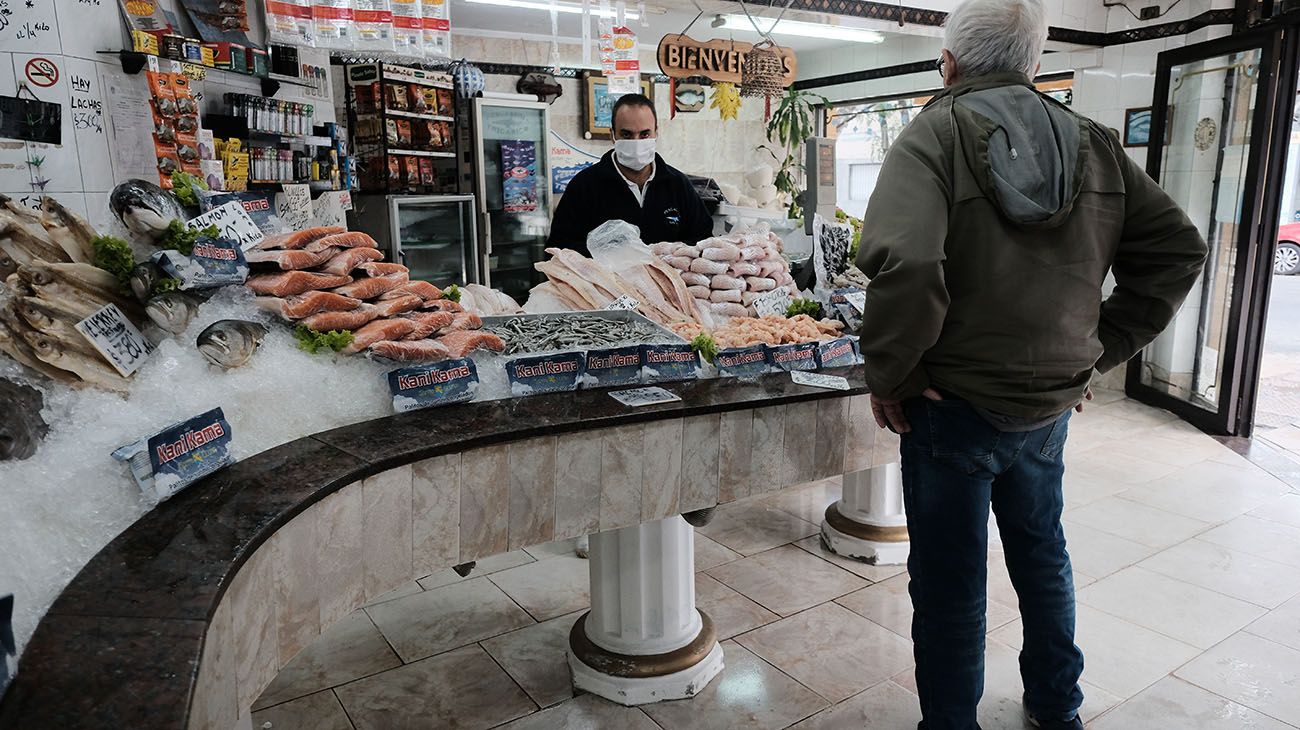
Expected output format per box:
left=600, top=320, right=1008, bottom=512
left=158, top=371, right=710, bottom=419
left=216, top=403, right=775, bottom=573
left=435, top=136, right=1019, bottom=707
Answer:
left=0, top=377, right=47, bottom=461
left=197, top=320, right=268, bottom=369
left=146, top=291, right=203, bottom=334
left=109, top=179, right=185, bottom=240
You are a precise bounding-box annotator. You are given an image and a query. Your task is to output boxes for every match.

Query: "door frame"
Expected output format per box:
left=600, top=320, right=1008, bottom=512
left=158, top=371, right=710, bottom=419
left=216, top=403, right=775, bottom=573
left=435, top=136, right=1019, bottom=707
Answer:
left=1125, top=28, right=1289, bottom=436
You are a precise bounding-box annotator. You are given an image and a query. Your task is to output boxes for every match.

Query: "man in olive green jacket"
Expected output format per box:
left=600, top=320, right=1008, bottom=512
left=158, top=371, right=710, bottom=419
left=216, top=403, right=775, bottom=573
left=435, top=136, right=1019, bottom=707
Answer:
left=855, top=1, right=1207, bottom=729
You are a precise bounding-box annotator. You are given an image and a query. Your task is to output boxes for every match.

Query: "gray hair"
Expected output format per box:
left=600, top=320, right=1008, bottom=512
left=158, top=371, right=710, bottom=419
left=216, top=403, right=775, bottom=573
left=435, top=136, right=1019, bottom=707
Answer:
left=943, top=0, right=1048, bottom=79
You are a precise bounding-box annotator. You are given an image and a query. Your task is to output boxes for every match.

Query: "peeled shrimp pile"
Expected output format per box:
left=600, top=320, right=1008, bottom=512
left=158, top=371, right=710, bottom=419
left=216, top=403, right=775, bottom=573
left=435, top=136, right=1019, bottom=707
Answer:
left=651, top=228, right=796, bottom=319
left=671, top=314, right=843, bottom=348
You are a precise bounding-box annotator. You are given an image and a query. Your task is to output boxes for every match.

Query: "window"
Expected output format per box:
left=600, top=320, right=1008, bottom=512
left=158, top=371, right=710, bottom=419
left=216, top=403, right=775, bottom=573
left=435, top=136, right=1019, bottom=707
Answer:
left=847, top=164, right=875, bottom=200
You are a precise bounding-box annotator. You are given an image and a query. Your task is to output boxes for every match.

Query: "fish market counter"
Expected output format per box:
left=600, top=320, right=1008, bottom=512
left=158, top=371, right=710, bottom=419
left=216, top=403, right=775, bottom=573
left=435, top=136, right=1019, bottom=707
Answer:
left=0, top=366, right=909, bottom=729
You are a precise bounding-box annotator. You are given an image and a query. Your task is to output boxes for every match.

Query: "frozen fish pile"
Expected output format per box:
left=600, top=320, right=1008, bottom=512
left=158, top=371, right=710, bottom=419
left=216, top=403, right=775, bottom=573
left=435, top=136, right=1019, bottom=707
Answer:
left=247, top=227, right=509, bottom=362
left=486, top=313, right=678, bottom=356
left=531, top=247, right=704, bottom=327
left=651, top=228, right=796, bottom=319
left=672, top=315, right=844, bottom=348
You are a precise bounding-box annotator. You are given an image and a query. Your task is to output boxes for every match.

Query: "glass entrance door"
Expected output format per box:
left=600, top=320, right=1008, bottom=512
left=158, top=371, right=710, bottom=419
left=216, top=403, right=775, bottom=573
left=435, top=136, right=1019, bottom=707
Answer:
left=1126, top=31, right=1287, bottom=436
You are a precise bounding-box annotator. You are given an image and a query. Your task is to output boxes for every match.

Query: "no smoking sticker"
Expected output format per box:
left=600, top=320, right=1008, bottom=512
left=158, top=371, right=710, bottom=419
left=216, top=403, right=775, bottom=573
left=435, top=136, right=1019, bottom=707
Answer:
left=25, top=58, right=59, bottom=88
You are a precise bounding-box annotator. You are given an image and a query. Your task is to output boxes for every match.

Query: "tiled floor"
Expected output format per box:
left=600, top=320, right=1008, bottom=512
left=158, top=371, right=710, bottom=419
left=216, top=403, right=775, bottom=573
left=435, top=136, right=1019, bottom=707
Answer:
left=253, top=392, right=1300, bottom=730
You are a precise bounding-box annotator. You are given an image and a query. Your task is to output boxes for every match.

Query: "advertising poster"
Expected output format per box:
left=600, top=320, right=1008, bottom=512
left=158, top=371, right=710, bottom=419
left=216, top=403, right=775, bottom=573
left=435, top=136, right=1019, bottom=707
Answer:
left=549, top=131, right=599, bottom=194
left=501, top=139, right=538, bottom=213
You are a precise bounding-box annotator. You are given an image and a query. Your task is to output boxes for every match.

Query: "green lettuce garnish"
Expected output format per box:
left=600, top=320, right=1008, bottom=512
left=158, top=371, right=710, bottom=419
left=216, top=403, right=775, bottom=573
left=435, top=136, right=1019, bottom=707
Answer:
left=295, top=326, right=354, bottom=354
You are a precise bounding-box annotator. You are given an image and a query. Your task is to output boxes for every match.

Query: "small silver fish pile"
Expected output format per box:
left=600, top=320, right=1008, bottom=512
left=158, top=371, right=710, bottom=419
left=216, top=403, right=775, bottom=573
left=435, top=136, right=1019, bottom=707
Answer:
left=0, top=195, right=147, bottom=392
left=485, top=314, right=677, bottom=356
left=197, top=319, right=268, bottom=369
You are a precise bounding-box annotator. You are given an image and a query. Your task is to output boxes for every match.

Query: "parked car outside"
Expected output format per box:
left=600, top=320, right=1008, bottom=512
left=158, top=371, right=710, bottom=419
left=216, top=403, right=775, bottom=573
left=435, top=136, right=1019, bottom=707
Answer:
left=1277, top=223, right=1300, bottom=275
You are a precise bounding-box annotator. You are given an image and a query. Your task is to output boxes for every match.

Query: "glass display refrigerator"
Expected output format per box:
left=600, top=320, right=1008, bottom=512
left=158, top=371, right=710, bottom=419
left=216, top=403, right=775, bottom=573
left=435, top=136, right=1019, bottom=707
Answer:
left=347, top=194, right=478, bottom=286
left=462, top=96, right=555, bottom=303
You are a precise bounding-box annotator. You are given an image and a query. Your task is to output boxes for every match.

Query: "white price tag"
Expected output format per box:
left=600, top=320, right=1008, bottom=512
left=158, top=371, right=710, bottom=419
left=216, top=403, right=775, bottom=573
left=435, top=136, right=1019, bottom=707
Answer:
left=274, top=184, right=312, bottom=231
left=846, top=291, right=866, bottom=313
left=187, top=202, right=265, bottom=252
left=75, top=304, right=155, bottom=377
left=312, top=191, right=347, bottom=229
left=604, top=294, right=639, bottom=311
left=609, top=386, right=682, bottom=407
left=754, top=290, right=790, bottom=318
left=791, top=371, right=850, bottom=391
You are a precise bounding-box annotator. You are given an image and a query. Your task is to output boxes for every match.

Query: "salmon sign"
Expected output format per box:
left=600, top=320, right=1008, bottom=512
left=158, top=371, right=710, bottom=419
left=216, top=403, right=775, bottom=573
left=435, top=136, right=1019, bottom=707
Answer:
left=656, top=34, right=797, bottom=86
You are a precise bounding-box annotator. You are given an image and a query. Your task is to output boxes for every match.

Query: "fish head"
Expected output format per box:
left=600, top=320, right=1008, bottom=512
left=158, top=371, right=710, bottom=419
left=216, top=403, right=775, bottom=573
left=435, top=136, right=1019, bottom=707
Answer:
left=16, top=300, right=55, bottom=330
left=0, top=251, right=15, bottom=280
left=110, top=179, right=183, bottom=235
left=129, top=262, right=161, bottom=301
left=145, top=293, right=197, bottom=333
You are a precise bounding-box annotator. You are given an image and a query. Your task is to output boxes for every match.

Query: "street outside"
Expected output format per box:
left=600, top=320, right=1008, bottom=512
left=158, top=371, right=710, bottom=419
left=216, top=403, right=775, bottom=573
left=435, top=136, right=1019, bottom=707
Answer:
left=1257, top=274, right=1300, bottom=462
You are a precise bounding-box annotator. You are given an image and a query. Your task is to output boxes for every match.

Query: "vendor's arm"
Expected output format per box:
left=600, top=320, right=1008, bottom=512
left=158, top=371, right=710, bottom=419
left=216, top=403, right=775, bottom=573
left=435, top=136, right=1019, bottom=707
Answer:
left=855, top=117, right=952, bottom=400
left=681, top=178, right=715, bottom=244
left=548, top=174, right=594, bottom=254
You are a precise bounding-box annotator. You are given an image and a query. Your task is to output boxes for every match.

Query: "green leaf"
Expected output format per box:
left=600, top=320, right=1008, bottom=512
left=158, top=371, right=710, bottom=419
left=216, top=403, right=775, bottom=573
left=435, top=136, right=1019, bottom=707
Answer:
left=295, top=326, right=355, bottom=354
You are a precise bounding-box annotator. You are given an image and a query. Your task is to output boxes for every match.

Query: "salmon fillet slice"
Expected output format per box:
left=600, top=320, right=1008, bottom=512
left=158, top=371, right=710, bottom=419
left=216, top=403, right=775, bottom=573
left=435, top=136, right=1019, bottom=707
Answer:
left=299, top=304, right=380, bottom=332
left=372, top=294, right=424, bottom=318
left=251, top=226, right=347, bottom=250
left=357, top=262, right=409, bottom=277
left=304, top=231, right=380, bottom=252
left=246, top=271, right=353, bottom=297
left=318, top=247, right=385, bottom=276
left=344, top=317, right=421, bottom=353
left=368, top=339, right=452, bottom=362
left=446, top=312, right=483, bottom=330
left=245, top=246, right=341, bottom=270
left=380, top=281, right=444, bottom=301
left=333, top=273, right=409, bottom=300
left=254, top=291, right=362, bottom=320
left=421, top=298, right=464, bottom=313
left=399, top=311, right=455, bottom=339
left=437, top=330, right=505, bottom=357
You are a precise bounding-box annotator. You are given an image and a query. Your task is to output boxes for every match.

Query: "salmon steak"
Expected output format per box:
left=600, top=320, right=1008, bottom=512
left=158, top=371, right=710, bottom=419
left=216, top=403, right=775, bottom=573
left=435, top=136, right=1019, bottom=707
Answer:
left=368, top=339, right=451, bottom=363
left=399, top=311, right=455, bottom=339
left=437, top=330, right=505, bottom=357
left=446, top=312, right=483, bottom=331
left=372, top=294, right=424, bottom=318
left=254, top=291, right=362, bottom=320
left=318, top=247, right=384, bottom=276
left=245, top=246, right=340, bottom=270
left=304, top=231, right=380, bottom=252
left=252, top=226, right=347, bottom=250
left=344, top=318, right=421, bottom=353
left=421, top=298, right=464, bottom=313
left=299, top=304, right=380, bottom=332
left=246, top=271, right=353, bottom=297
left=332, top=273, right=409, bottom=300
left=380, top=281, right=443, bottom=301
left=357, top=262, right=409, bottom=277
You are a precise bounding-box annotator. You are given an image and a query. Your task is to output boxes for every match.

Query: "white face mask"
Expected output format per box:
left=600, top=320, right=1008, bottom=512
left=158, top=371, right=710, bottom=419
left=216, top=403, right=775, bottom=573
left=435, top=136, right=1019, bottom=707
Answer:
left=614, top=138, right=656, bottom=170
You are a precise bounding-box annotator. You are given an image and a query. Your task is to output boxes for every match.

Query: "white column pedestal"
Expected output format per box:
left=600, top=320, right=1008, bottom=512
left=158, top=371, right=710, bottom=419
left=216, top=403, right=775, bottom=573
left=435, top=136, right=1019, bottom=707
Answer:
left=568, top=516, right=724, bottom=706
left=821, top=463, right=910, bottom=565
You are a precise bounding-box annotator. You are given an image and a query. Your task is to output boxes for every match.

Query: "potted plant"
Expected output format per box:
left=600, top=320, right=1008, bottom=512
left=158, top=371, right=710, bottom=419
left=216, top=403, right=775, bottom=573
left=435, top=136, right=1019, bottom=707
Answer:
left=760, top=88, right=830, bottom=220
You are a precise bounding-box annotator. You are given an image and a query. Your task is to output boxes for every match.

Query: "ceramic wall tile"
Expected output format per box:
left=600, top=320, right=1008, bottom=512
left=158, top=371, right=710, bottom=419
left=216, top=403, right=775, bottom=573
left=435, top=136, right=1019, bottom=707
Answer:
left=12, top=52, right=82, bottom=194
left=814, top=397, right=850, bottom=480
left=845, top=395, right=877, bottom=472
left=718, top=409, right=754, bottom=502
left=641, top=419, right=684, bottom=521
left=316, top=486, right=366, bottom=627
left=230, top=546, right=279, bottom=711
left=362, top=466, right=414, bottom=602
left=509, top=437, right=558, bottom=550
left=601, top=423, right=645, bottom=531
left=751, top=406, right=788, bottom=495
left=554, top=433, right=602, bottom=540
left=782, top=402, right=820, bottom=488
left=680, top=414, right=722, bottom=513
left=460, top=445, right=510, bottom=561
left=191, top=598, right=237, bottom=730
left=412, top=453, right=462, bottom=575
left=270, top=512, right=321, bottom=663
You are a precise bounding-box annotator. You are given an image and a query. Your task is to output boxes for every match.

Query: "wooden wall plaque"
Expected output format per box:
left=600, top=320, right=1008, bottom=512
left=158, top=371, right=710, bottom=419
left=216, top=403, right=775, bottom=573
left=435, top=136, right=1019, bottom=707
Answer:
left=656, top=34, right=797, bottom=86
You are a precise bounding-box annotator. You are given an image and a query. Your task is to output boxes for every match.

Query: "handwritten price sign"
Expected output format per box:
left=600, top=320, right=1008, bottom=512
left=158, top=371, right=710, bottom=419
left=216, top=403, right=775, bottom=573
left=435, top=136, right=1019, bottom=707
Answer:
left=186, top=202, right=264, bottom=251
left=76, top=304, right=154, bottom=377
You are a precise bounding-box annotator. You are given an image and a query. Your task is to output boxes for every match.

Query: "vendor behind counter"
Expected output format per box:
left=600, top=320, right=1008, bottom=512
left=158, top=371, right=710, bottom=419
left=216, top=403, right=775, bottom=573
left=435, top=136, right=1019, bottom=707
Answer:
left=547, top=93, right=713, bottom=255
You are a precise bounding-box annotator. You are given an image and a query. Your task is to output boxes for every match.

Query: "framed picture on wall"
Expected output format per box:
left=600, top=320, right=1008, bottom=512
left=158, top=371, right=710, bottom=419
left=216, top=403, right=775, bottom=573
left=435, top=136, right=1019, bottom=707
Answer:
left=1124, top=106, right=1173, bottom=147
left=582, top=72, right=653, bottom=140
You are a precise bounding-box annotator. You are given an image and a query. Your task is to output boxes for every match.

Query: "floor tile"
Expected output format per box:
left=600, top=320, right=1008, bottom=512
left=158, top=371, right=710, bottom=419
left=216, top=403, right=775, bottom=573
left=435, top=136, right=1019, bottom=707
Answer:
left=696, top=573, right=780, bottom=640
left=250, top=690, right=353, bottom=730
left=1059, top=520, right=1159, bottom=579
left=1246, top=594, right=1300, bottom=652
left=792, top=534, right=907, bottom=582
left=495, top=694, right=659, bottom=730
left=1064, top=447, right=1185, bottom=486
left=1248, top=493, right=1300, bottom=529
left=736, top=602, right=913, bottom=702
left=365, top=577, right=534, bottom=663
left=1139, top=539, right=1300, bottom=608
left=522, top=537, right=580, bottom=561
left=335, top=644, right=536, bottom=730
left=1091, top=676, right=1293, bottom=730
left=416, top=550, right=536, bottom=590
left=1064, top=496, right=1209, bottom=549
left=707, top=545, right=868, bottom=616
left=759, top=477, right=842, bottom=525
left=1077, top=567, right=1264, bottom=649
left=254, top=610, right=401, bottom=710
left=697, top=500, right=819, bottom=556
left=1092, top=399, right=1180, bottom=428
left=694, top=533, right=743, bottom=571
left=991, top=604, right=1200, bottom=698
left=639, top=640, right=829, bottom=730
left=1121, top=460, right=1288, bottom=523
left=835, top=574, right=1017, bottom=641
left=1198, top=515, right=1300, bottom=567
left=362, top=581, right=422, bottom=609
left=488, top=555, right=591, bottom=621
left=1175, top=632, right=1300, bottom=726
left=785, top=681, right=921, bottom=730
left=479, top=611, right=580, bottom=709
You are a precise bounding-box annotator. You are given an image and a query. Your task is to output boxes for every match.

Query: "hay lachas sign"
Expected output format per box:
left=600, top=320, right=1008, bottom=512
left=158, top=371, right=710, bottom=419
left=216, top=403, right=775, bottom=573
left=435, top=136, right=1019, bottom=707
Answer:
left=656, top=34, right=797, bottom=86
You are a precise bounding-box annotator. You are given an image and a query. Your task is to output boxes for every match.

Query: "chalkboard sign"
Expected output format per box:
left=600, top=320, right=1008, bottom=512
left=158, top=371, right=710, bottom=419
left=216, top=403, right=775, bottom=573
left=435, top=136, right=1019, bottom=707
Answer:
left=0, top=94, right=61, bottom=144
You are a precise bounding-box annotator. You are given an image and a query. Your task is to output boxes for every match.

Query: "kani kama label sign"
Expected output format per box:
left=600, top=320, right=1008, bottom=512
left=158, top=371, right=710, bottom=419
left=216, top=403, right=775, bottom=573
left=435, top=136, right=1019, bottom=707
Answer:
left=657, top=34, right=797, bottom=86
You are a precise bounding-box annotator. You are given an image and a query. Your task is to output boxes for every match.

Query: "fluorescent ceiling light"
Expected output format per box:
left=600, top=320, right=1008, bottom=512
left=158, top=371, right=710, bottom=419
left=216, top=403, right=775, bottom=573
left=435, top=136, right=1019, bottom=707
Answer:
left=718, top=14, right=886, bottom=43
left=464, top=0, right=639, bottom=19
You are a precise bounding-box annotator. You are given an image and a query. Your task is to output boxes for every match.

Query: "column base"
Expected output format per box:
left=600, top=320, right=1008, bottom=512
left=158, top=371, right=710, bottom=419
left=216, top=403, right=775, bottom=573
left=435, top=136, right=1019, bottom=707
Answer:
left=567, top=611, right=724, bottom=706
left=821, top=503, right=910, bottom=565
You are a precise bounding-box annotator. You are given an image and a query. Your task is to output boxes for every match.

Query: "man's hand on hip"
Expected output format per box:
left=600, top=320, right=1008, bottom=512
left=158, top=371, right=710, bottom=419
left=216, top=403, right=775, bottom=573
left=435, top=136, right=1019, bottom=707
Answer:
left=1075, top=387, right=1094, bottom=413
left=871, top=389, right=944, bottom=433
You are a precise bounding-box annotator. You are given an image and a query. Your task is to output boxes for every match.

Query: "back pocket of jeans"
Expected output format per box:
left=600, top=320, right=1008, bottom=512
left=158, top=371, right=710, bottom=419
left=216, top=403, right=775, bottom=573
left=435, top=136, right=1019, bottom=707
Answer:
left=924, top=400, right=998, bottom=475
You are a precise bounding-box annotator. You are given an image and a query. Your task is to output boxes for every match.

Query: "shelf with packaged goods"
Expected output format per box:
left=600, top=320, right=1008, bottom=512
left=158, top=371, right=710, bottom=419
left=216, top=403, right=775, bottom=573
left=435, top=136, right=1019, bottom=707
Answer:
left=386, top=148, right=456, bottom=158
left=381, top=70, right=454, bottom=89
left=358, top=109, right=455, bottom=123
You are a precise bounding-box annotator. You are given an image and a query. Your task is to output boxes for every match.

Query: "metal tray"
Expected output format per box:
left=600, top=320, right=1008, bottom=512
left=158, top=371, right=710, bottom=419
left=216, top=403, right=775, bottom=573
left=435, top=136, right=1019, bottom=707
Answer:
left=480, top=310, right=687, bottom=356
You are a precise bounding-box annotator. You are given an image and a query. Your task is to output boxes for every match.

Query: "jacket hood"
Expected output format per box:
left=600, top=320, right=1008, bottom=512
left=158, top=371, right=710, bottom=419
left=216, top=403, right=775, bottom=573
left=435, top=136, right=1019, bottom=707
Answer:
left=937, top=73, right=1084, bottom=228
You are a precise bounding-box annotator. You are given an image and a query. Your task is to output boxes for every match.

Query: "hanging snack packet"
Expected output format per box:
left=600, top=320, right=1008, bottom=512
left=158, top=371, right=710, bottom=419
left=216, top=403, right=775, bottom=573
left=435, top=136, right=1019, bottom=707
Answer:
left=422, top=0, right=451, bottom=59
left=147, top=69, right=182, bottom=188
left=353, top=0, right=396, bottom=53
left=392, top=0, right=424, bottom=57
left=312, top=0, right=354, bottom=49
left=266, top=0, right=316, bottom=46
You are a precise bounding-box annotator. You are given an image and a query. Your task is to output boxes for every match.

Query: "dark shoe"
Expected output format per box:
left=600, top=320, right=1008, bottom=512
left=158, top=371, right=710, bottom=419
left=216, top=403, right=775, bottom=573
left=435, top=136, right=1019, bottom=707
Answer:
left=1026, top=709, right=1083, bottom=729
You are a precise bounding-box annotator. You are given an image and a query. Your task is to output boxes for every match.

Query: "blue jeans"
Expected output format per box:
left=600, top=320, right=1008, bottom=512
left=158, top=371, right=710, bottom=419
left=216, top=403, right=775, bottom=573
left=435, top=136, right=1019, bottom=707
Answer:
left=901, top=397, right=1084, bottom=730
